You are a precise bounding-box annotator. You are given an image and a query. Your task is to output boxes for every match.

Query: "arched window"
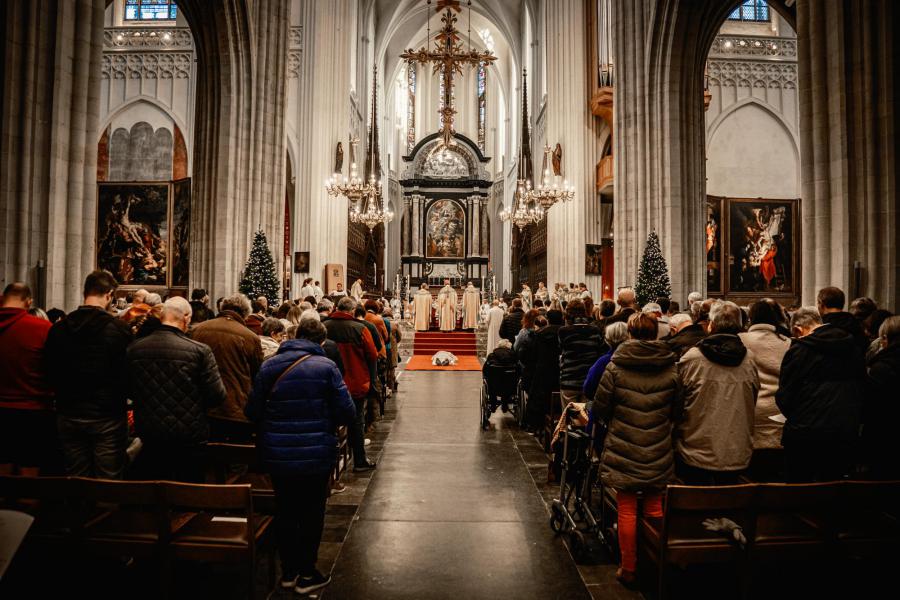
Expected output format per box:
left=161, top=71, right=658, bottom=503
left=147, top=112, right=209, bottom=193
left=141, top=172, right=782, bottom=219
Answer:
left=477, top=62, right=486, bottom=151
left=407, top=64, right=417, bottom=153
left=727, top=0, right=769, bottom=22
left=125, top=0, right=177, bottom=22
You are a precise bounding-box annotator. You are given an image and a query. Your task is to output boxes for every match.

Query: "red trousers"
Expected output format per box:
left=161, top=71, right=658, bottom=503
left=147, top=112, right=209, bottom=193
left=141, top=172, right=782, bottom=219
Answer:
left=617, top=490, right=664, bottom=572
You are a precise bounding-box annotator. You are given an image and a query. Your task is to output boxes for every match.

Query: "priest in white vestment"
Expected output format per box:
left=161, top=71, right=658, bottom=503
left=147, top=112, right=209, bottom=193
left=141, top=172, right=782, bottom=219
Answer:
left=412, top=284, right=433, bottom=331
left=521, top=284, right=533, bottom=311
left=486, top=300, right=505, bottom=354
left=535, top=282, right=549, bottom=304
left=437, top=280, right=458, bottom=332
left=299, top=278, right=316, bottom=301
left=350, top=278, right=365, bottom=302
left=461, top=282, right=481, bottom=330
left=313, top=281, right=324, bottom=303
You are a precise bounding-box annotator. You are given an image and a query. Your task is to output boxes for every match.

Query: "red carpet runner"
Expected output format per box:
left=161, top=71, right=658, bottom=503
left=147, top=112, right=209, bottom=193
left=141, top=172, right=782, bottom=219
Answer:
left=412, top=330, right=477, bottom=356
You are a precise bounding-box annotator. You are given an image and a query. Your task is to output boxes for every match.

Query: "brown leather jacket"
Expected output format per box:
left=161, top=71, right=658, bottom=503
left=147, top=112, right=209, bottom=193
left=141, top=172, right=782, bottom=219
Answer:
left=190, top=311, right=263, bottom=421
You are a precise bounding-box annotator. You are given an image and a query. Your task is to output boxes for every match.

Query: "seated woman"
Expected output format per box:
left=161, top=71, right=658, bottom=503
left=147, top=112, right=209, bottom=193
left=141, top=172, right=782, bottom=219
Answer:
left=483, top=339, right=517, bottom=413
left=593, top=313, right=679, bottom=586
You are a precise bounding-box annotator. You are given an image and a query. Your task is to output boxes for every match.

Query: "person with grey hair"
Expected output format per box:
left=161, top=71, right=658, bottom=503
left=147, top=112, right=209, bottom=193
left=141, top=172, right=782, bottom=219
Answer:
left=260, top=317, right=286, bottom=360
left=641, top=302, right=670, bottom=339
left=144, top=292, right=162, bottom=307
left=191, top=292, right=263, bottom=438
left=776, top=305, right=865, bottom=482
left=863, top=315, right=900, bottom=478
left=126, top=296, right=226, bottom=481
left=675, top=300, right=759, bottom=485
left=583, top=321, right=629, bottom=399
left=665, top=310, right=708, bottom=357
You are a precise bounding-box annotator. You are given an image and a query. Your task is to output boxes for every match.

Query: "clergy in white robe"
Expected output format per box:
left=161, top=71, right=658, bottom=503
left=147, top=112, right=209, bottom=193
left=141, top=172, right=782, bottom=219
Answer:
left=486, top=301, right=505, bottom=354
left=299, top=278, right=316, bottom=301
left=330, top=283, right=347, bottom=297
left=535, top=282, right=549, bottom=304
left=312, top=282, right=324, bottom=303
left=412, top=285, right=433, bottom=331
left=437, top=281, right=458, bottom=332
left=480, top=301, right=491, bottom=324
left=521, top=284, right=533, bottom=311
left=350, top=279, right=365, bottom=302
left=461, top=282, right=481, bottom=330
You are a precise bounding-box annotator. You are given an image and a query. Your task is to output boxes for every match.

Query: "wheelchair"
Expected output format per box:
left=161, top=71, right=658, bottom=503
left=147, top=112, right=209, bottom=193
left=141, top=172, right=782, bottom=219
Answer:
left=479, top=364, right=521, bottom=429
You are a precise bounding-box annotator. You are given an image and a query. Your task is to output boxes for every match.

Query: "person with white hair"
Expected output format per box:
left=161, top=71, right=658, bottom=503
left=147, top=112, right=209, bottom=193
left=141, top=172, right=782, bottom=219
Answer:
left=260, top=317, right=286, bottom=359
left=126, top=296, right=226, bottom=481
left=641, top=302, right=670, bottom=339
left=191, top=292, right=263, bottom=435
left=687, top=291, right=703, bottom=307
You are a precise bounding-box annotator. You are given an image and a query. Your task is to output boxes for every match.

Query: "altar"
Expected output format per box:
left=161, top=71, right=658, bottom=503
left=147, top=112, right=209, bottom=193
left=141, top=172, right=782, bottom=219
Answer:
left=398, top=133, right=491, bottom=286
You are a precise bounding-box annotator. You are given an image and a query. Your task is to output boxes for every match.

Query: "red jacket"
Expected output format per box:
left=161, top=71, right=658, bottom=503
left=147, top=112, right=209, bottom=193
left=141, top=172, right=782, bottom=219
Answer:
left=0, top=308, right=53, bottom=409
left=323, top=312, right=378, bottom=399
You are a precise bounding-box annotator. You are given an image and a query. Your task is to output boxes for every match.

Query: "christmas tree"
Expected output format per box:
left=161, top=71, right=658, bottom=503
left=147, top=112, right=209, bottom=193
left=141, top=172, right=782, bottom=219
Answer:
left=239, top=229, right=280, bottom=306
left=635, top=230, right=672, bottom=306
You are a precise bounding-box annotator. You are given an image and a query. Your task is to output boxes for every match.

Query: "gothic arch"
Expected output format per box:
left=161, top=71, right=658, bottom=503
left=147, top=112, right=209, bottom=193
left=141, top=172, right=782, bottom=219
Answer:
left=705, top=96, right=799, bottom=162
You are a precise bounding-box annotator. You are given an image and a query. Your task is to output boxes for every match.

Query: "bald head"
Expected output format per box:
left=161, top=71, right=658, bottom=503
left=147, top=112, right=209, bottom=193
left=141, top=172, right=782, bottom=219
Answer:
left=160, top=296, right=192, bottom=331
left=2, top=282, right=33, bottom=309
left=617, top=287, right=636, bottom=309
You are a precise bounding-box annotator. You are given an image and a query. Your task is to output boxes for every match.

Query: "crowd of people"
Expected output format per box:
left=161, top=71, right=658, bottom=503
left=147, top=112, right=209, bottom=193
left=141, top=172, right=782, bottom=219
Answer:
left=482, top=283, right=899, bottom=585
left=0, top=271, right=403, bottom=594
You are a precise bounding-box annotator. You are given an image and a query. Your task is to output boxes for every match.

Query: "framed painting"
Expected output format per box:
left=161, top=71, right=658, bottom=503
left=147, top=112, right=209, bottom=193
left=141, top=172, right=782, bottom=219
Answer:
left=97, top=183, right=169, bottom=286
left=425, top=199, right=465, bottom=259
left=726, top=198, right=798, bottom=295
left=170, top=178, right=191, bottom=288
left=706, top=196, right=723, bottom=293
left=585, top=244, right=602, bottom=275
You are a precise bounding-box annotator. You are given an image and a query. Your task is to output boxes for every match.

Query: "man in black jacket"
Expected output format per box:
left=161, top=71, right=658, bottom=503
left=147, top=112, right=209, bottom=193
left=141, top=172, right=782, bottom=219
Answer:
left=776, top=306, right=865, bottom=483
left=863, top=315, right=900, bottom=479
left=499, top=298, right=525, bottom=343
left=127, top=297, right=227, bottom=482
left=45, top=271, right=133, bottom=479
left=816, top=286, right=869, bottom=354
left=523, top=310, right=564, bottom=430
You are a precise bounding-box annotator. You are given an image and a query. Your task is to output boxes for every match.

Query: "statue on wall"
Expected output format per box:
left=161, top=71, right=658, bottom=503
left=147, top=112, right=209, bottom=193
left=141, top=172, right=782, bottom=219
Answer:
left=552, top=143, right=562, bottom=176
left=334, top=141, right=344, bottom=174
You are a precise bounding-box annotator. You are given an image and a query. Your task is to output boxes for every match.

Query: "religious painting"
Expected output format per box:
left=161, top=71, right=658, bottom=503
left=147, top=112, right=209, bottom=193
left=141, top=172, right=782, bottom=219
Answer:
left=97, top=183, right=169, bottom=286
left=425, top=199, right=465, bottom=259
left=294, top=251, right=309, bottom=273
left=170, top=178, right=191, bottom=288
left=706, top=196, right=723, bottom=293
left=585, top=244, right=602, bottom=275
left=728, top=199, right=796, bottom=294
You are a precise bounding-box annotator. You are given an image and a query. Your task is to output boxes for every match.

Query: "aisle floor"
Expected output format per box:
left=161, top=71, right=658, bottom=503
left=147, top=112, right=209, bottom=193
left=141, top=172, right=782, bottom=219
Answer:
left=324, top=369, right=591, bottom=600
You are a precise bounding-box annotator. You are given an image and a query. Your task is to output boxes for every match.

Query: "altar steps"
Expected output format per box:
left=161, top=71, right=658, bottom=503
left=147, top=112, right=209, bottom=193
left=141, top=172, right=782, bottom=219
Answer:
left=412, top=331, right=478, bottom=356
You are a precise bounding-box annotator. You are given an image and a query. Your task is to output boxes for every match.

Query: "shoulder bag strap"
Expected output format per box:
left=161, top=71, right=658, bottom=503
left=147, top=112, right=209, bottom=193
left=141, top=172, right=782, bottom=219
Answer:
left=268, top=354, right=313, bottom=399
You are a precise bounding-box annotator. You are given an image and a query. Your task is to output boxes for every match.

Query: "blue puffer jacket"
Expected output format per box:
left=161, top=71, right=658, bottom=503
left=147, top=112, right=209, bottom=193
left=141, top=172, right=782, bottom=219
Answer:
left=245, top=339, right=356, bottom=476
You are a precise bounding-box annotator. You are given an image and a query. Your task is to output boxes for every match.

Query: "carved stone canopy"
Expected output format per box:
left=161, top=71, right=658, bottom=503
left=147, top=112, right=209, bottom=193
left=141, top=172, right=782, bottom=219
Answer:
left=401, top=132, right=491, bottom=184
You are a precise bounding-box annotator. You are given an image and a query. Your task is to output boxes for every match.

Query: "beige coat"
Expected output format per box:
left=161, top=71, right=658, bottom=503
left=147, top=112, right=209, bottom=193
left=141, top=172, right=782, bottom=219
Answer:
left=739, top=324, right=791, bottom=449
left=676, top=336, right=759, bottom=471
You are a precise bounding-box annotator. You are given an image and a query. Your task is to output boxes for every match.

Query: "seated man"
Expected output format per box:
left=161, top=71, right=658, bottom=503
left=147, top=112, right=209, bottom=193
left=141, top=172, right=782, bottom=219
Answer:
left=483, top=339, right=517, bottom=413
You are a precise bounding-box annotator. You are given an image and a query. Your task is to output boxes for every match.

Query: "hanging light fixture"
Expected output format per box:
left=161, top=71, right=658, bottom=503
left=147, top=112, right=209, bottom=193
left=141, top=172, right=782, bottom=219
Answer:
left=345, top=64, right=393, bottom=231
left=528, top=144, right=575, bottom=210
left=324, top=138, right=376, bottom=202
left=500, top=68, right=543, bottom=231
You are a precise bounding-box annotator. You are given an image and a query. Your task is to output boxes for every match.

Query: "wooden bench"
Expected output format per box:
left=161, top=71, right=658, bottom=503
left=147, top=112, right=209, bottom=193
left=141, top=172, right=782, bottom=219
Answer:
left=637, top=480, right=900, bottom=599
left=0, top=476, right=273, bottom=599
left=205, top=443, right=275, bottom=515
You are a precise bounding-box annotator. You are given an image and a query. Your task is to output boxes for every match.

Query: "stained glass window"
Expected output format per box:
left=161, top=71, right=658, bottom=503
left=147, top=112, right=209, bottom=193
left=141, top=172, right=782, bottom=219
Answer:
left=477, top=62, right=487, bottom=151
left=125, top=0, right=177, bottom=21
left=727, top=0, right=769, bottom=22
left=406, top=64, right=417, bottom=154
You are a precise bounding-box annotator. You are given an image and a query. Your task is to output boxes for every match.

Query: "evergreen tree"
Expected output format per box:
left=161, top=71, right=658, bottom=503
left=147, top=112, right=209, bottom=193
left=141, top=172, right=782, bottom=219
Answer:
left=635, top=230, right=672, bottom=306
left=239, top=229, right=280, bottom=306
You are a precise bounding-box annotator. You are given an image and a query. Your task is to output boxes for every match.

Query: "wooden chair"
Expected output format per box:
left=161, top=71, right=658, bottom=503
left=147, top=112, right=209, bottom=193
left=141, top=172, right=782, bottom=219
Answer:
left=641, top=484, right=757, bottom=599
left=0, top=475, right=80, bottom=553
left=750, top=482, right=839, bottom=563
left=163, top=481, right=273, bottom=599
left=205, top=442, right=275, bottom=515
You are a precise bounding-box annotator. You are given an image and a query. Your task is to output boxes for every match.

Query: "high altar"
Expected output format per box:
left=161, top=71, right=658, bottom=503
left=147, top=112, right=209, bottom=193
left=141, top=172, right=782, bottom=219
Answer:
left=398, top=133, right=491, bottom=286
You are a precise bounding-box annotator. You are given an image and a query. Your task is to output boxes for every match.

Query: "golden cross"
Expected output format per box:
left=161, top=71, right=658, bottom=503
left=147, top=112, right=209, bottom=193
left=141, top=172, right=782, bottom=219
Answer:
left=400, top=2, right=497, bottom=147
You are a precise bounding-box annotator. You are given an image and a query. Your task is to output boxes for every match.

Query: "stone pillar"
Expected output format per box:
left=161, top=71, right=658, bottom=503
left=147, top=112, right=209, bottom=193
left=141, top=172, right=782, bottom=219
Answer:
left=0, top=0, right=105, bottom=309
left=411, top=194, right=423, bottom=256
left=544, top=0, right=601, bottom=288
left=797, top=0, right=899, bottom=309
left=468, top=194, right=481, bottom=256
left=180, top=0, right=290, bottom=302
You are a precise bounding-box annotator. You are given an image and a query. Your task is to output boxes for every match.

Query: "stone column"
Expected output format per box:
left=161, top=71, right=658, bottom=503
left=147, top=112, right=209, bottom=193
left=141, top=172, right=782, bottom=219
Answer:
left=180, top=0, right=290, bottom=301
left=797, top=0, right=899, bottom=309
left=468, top=194, right=481, bottom=257
left=544, top=0, right=601, bottom=288
left=411, top=194, right=423, bottom=256
left=0, top=0, right=105, bottom=309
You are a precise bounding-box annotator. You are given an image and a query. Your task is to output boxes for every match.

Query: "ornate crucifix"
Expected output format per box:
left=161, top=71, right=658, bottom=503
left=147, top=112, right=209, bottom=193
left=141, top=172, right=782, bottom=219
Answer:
left=401, top=0, right=496, bottom=147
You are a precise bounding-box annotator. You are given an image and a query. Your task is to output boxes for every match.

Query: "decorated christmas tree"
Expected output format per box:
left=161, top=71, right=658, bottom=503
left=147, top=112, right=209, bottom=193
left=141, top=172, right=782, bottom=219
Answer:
left=239, top=229, right=280, bottom=306
left=635, top=230, right=672, bottom=306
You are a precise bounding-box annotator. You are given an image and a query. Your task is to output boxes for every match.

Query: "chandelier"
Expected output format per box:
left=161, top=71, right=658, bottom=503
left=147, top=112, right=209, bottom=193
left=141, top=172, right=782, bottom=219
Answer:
left=350, top=188, right=394, bottom=231
left=500, top=178, right=544, bottom=231
left=528, top=145, right=575, bottom=209
left=325, top=138, right=377, bottom=202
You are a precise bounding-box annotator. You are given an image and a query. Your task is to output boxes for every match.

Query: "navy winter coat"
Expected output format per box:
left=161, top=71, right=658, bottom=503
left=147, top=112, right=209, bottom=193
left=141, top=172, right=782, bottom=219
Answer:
left=245, top=339, right=356, bottom=476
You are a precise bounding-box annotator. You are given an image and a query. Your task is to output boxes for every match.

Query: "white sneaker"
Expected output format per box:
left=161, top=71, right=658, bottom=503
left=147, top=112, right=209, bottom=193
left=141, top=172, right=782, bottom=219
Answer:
left=364, top=438, right=371, bottom=446
left=280, top=574, right=299, bottom=589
